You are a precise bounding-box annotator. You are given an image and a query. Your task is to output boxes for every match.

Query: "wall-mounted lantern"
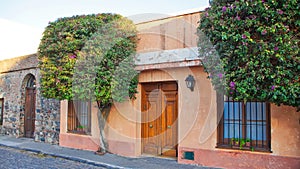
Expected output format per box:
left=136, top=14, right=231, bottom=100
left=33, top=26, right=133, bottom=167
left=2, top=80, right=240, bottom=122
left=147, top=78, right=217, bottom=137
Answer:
left=185, top=75, right=195, bottom=91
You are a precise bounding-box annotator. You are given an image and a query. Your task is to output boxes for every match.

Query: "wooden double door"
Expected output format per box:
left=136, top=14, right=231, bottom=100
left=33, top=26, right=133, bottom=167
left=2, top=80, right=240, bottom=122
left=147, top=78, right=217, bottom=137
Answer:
left=141, top=82, right=178, bottom=157
left=24, top=87, right=36, bottom=138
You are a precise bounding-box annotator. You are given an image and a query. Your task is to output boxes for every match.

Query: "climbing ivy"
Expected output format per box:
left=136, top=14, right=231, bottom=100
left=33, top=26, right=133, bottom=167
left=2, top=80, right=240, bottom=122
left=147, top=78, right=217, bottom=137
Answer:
left=38, top=13, right=138, bottom=103
left=198, top=0, right=299, bottom=108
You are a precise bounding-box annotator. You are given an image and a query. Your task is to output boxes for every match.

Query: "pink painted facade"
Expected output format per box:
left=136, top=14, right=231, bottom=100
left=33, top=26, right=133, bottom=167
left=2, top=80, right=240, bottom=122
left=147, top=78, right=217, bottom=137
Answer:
left=59, top=11, right=300, bottom=168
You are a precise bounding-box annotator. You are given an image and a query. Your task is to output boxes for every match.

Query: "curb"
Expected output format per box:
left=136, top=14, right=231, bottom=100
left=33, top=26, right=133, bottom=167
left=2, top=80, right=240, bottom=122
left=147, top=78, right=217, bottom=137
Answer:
left=0, top=143, right=130, bottom=169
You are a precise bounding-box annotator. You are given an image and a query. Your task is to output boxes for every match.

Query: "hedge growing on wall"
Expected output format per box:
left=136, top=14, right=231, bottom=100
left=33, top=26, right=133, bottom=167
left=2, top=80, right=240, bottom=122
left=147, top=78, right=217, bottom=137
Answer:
left=198, top=0, right=299, bottom=108
left=38, top=13, right=138, bottom=103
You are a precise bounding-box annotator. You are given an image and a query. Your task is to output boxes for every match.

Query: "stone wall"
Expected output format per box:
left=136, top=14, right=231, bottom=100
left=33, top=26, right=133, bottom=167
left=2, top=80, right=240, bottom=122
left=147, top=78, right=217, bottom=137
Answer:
left=0, top=54, right=60, bottom=144
left=35, top=97, right=60, bottom=144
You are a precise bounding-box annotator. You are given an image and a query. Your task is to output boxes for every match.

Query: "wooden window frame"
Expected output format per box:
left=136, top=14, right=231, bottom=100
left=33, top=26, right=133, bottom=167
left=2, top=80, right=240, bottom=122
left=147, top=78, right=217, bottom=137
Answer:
left=67, top=100, right=92, bottom=135
left=217, top=94, right=271, bottom=152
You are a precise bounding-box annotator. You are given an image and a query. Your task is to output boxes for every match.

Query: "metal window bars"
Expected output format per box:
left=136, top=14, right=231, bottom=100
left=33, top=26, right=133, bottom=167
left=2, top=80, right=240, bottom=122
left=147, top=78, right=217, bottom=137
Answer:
left=218, top=95, right=270, bottom=151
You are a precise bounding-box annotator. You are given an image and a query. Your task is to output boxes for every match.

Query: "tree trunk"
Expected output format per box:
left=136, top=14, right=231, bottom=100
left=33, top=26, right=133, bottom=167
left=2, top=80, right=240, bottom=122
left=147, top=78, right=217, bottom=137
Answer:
left=96, top=102, right=111, bottom=154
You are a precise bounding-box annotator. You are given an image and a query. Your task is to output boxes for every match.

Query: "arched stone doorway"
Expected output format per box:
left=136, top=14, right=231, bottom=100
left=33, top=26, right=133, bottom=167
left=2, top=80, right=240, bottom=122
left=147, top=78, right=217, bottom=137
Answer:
left=21, top=74, right=36, bottom=138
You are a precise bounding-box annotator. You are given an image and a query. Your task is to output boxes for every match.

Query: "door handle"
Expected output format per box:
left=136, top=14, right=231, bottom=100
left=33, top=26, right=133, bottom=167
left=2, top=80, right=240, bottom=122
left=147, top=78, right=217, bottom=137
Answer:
left=149, top=124, right=153, bottom=128
left=167, top=125, right=171, bottom=129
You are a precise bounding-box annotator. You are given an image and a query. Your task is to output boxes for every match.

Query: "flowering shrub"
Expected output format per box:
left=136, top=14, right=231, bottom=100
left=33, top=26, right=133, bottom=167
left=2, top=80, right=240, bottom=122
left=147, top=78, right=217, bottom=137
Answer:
left=198, top=0, right=299, bottom=108
left=38, top=13, right=138, bottom=153
left=38, top=13, right=138, bottom=103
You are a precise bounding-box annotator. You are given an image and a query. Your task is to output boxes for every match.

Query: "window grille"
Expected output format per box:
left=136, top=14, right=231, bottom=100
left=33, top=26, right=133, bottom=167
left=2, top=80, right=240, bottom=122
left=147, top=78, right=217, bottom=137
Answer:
left=217, top=95, right=271, bottom=151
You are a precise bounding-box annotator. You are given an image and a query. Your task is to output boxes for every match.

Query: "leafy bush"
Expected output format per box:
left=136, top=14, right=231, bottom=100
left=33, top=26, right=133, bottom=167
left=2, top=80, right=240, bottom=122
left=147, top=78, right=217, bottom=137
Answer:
left=198, top=0, right=299, bottom=108
left=38, top=13, right=138, bottom=106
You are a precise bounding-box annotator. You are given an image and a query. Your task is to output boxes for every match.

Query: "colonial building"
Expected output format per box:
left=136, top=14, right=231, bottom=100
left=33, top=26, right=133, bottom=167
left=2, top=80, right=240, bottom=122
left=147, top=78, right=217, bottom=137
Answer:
left=58, top=11, right=300, bottom=168
left=0, top=54, right=60, bottom=144
left=1, top=10, right=298, bottom=169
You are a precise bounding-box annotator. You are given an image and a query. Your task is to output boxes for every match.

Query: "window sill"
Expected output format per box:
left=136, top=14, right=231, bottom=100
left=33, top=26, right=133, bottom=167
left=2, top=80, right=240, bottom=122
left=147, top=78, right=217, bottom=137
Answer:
left=67, top=130, right=91, bottom=136
left=216, top=145, right=272, bottom=153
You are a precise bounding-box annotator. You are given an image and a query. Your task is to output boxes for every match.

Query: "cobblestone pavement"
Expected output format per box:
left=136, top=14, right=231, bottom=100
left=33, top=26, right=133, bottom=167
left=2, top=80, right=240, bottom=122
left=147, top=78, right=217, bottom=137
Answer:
left=0, top=146, right=104, bottom=169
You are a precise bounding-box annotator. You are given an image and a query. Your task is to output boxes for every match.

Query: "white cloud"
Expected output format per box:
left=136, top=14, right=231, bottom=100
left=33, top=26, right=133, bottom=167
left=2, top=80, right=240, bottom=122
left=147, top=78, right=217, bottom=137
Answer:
left=0, top=18, right=43, bottom=61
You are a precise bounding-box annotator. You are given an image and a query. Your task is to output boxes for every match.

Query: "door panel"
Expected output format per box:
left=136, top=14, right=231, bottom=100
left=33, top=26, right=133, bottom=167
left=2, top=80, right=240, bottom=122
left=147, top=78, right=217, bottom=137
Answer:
left=24, top=87, right=36, bottom=138
left=142, top=82, right=178, bottom=157
left=161, top=90, right=178, bottom=156
left=142, top=84, right=160, bottom=155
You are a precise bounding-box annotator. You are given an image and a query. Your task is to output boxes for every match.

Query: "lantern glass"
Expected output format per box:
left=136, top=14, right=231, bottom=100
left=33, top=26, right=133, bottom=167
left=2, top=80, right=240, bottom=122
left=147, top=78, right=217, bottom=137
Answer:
left=185, top=75, right=195, bottom=91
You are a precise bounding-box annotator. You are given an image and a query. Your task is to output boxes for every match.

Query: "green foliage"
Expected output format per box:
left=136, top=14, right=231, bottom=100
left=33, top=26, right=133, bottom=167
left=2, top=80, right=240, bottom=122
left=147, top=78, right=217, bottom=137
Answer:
left=38, top=13, right=138, bottom=107
left=77, top=125, right=84, bottom=129
left=198, top=0, right=300, bottom=108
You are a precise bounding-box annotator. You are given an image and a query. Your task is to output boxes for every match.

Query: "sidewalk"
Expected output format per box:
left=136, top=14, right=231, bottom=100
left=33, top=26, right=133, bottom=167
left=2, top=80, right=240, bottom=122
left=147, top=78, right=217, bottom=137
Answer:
left=0, top=135, right=215, bottom=169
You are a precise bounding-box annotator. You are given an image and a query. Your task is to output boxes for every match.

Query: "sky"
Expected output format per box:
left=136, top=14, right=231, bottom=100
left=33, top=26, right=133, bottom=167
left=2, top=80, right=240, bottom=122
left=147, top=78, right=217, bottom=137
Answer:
left=0, top=0, right=209, bottom=60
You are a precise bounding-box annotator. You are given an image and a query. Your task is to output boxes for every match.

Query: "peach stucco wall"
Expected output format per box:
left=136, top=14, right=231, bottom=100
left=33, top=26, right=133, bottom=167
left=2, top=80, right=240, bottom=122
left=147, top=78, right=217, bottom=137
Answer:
left=59, top=100, right=100, bottom=151
left=59, top=66, right=300, bottom=167
left=106, top=66, right=205, bottom=156
left=59, top=99, right=140, bottom=156
left=178, top=100, right=300, bottom=157
left=271, top=105, right=300, bottom=157
left=59, top=66, right=205, bottom=156
left=105, top=100, right=140, bottom=156
left=177, top=80, right=300, bottom=168
left=177, top=67, right=217, bottom=150
left=136, top=12, right=200, bottom=53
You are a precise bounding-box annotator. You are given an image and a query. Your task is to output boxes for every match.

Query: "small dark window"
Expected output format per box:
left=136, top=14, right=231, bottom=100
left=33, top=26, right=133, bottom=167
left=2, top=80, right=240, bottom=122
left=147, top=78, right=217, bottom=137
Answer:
left=0, top=98, right=3, bottom=125
left=217, top=94, right=271, bottom=152
left=67, top=100, right=91, bottom=134
left=26, top=75, right=36, bottom=88
left=182, top=151, right=194, bottom=160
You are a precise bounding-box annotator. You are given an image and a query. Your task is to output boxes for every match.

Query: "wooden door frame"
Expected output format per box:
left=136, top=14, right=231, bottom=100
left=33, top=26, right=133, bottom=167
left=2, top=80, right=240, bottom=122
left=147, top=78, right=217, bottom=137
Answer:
left=0, top=98, right=3, bottom=126
left=141, top=81, right=179, bottom=157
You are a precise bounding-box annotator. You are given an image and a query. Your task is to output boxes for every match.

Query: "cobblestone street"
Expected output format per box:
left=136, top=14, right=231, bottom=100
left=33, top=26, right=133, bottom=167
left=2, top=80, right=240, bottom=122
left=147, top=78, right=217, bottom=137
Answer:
left=0, top=146, right=104, bottom=169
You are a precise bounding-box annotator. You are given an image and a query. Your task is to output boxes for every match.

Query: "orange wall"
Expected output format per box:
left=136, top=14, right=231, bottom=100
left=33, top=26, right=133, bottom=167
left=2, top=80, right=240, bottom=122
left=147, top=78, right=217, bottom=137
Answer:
left=104, top=66, right=204, bottom=156
left=136, top=12, right=200, bottom=53
left=178, top=94, right=300, bottom=158
left=271, top=105, right=300, bottom=157
left=175, top=66, right=217, bottom=150
left=59, top=100, right=100, bottom=151
left=176, top=70, right=300, bottom=168
left=59, top=66, right=300, bottom=161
